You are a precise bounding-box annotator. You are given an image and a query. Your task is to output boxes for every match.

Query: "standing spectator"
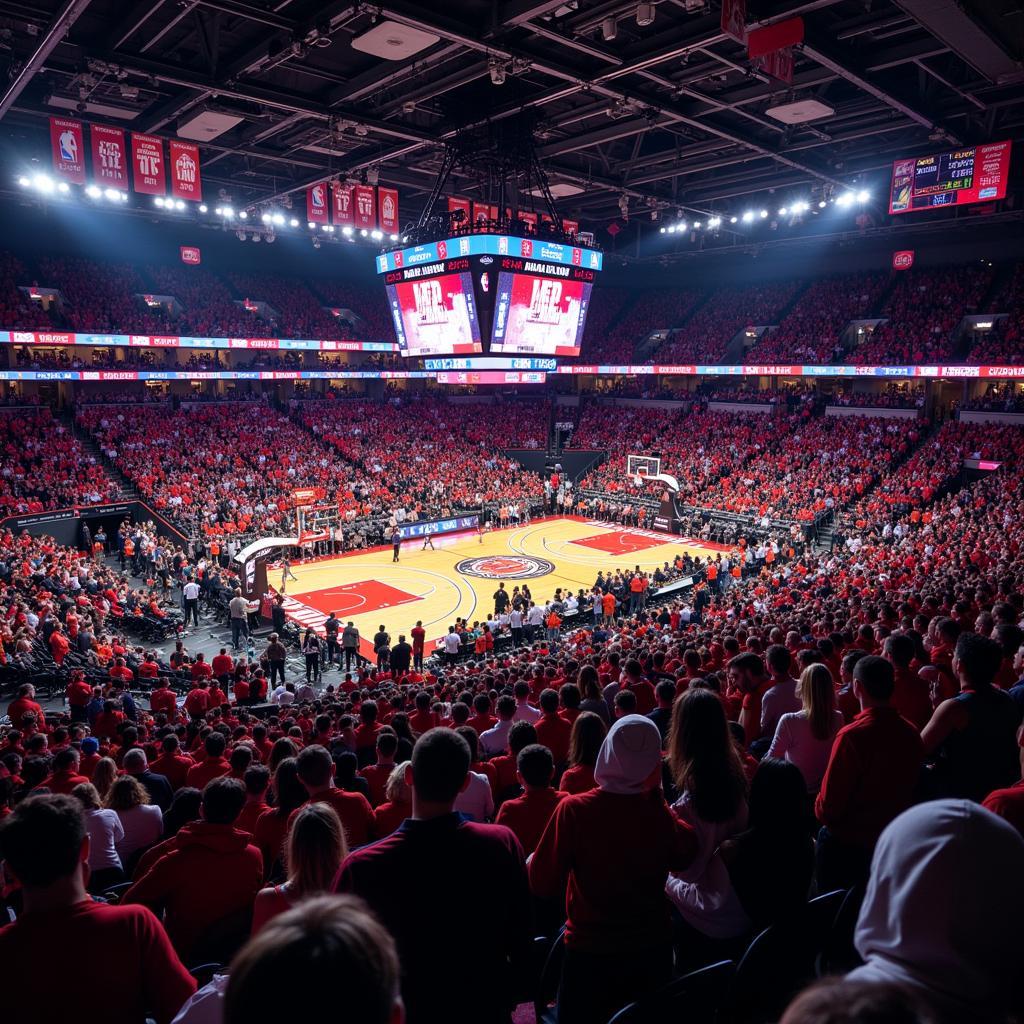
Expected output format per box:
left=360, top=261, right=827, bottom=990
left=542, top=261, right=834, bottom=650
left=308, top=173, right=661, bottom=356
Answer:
left=529, top=716, right=697, bottom=1024
left=336, top=728, right=531, bottom=1024
left=294, top=745, right=374, bottom=849
left=342, top=621, right=360, bottom=671
left=182, top=577, right=201, bottom=628
left=815, top=656, right=924, bottom=890
left=229, top=589, right=249, bottom=651
left=0, top=794, right=195, bottom=1024
left=265, top=633, right=287, bottom=689
left=495, top=744, right=566, bottom=854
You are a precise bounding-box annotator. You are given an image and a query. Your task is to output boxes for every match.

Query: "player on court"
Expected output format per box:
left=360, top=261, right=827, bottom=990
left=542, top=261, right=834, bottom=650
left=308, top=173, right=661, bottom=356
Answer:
left=422, top=525, right=435, bottom=551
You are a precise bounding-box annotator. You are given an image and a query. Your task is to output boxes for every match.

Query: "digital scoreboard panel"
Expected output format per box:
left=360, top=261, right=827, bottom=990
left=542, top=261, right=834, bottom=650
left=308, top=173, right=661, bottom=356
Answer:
left=379, top=235, right=601, bottom=357
left=889, top=140, right=1011, bottom=215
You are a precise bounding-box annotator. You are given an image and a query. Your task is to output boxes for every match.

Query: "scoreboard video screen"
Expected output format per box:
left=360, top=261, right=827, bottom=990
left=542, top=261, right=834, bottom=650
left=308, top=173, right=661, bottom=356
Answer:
left=378, top=234, right=602, bottom=358
left=490, top=271, right=593, bottom=357
left=384, top=269, right=482, bottom=357
left=889, top=140, right=1011, bottom=215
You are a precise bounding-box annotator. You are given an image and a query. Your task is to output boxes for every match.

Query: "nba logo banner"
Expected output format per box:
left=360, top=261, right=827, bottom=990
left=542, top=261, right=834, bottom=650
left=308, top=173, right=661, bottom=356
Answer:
left=354, top=185, right=376, bottom=229
left=892, top=250, right=915, bottom=271
left=307, top=182, right=329, bottom=225
left=170, top=141, right=202, bottom=201
left=180, top=246, right=201, bottom=265
left=131, top=134, right=166, bottom=195
left=90, top=125, right=128, bottom=189
left=378, top=187, right=399, bottom=233
left=332, top=183, right=354, bottom=226
left=50, top=117, right=86, bottom=184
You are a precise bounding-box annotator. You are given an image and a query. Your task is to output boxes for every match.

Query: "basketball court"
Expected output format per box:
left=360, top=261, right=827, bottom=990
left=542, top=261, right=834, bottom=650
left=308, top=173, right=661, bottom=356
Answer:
left=274, top=516, right=726, bottom=661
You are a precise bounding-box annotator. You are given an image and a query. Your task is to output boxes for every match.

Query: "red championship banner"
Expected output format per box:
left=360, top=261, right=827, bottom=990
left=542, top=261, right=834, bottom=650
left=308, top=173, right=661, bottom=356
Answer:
left=448, top=196, right=471, bottom=224
left=520, top=211, right=538, bottom=230
left=332, top=183, right=354, bottom=226
left=180, top=246, right=201, bottom=265
left=472, top=202, right=490, bottom=225
left=378, top=186, right=399, bottom=233
left=721, top=0, right=747, bottom=42
left=755, top=46, right=794, bottom=84
left=90, top=125, right=128, bottom=189
left=50, top=117, right=86, bottom=184
left=131, top=133, right=166, bottom=195
left=354, top=184, right=376, bottom=229
left=169, top=140, right=202, bottom=201
left=562, top=218, right=579, bottom=236
left=307, top=182, right=329, bottom=225
left=892, top=250, right=915, bottom=271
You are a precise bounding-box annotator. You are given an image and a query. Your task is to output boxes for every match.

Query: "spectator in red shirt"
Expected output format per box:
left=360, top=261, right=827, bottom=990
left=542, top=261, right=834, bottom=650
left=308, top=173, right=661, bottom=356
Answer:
left=883, top=633, right=932, bottom=730
left=149, top=682, right=177, bottom=720
left=336, top=728, right=531, bottom=1024
left=815, top=655, right=924, bottom=891
left=0, top=794, right=195, bottom=1024
left=7, top=684, right=45, bottom=730
left=559, top=711, right=606, bottom=795
left=408, top=691, right=440, bottom=736
left=466, top=693, right=497, bottom=736
left=43, top=747, right=91, bottom=795
left=535, top=688, right=572, bottom=767
left=190, top=654, right=213, bottom=685
left=294, top=744, right=374, bottom=849
left=183, top=681, right=211, bottom=721
left=495, top=744, right=566, bottom=854
left=211, top=648, right=234, bottom=683
left=529, top=715, right=697, bottom=1024
left=124, top=777, right=263, bottom=961
left=373, top=762, right=413, bottom=837
left=185, top=732, right=231, bottom=791
left=150, top=735, right=193, bottom=791
left=49, top=626, right=70, bottom=666
left=359, top=732, right=399, bottom=807
left=234, top=765, right=271, bottom=836
left=66, top=672, right=92, bottom=723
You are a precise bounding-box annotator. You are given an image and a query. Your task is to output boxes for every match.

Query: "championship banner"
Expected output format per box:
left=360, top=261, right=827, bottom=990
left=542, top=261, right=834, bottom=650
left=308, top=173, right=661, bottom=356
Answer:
left=721, top=0, right=747, bottom=42
left=754, top=47, right=794, bottom=84
left=520, top=211, right=538, bottom=229
left=562, top=219, right=579, bottom=236
left=50, top=117, right=86, bottom=184
left=378, top=186, right=399, bottom=233
left=472, top=202, right=490, bottom=225
left=90, top=125, right=128, bottom=189
left=169, top=140, right=202, bottom=201
left=354, top=184, right=376, bottom=229
left=131, top=134, right=166, bottom=195
left=307, top=182, right=329, bottom=225
left=332, top=183, right=354, bottom=226
left=448, top=196, right=471, bottom=224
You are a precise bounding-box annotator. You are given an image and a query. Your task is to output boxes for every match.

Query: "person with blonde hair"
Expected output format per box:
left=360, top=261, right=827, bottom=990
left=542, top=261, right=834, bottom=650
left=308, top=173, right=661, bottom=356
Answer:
left=767, top=663, right=846, bottom=793
left=374, top=762, right=412, bottom=837
left=104, top=774, right=163, bottom=865
left=91, top=756, right=119, bottom=801
left=251, top=802, right=348, bottom=934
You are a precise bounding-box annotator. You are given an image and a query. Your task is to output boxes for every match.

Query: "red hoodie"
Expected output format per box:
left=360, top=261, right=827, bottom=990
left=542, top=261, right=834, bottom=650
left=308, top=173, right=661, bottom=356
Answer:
left=124, top=821, right=263, bottom=960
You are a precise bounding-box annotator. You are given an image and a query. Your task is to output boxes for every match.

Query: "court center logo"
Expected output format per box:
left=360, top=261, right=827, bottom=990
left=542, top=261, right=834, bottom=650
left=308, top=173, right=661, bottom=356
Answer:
left=456, top=555, right=555, bottom=580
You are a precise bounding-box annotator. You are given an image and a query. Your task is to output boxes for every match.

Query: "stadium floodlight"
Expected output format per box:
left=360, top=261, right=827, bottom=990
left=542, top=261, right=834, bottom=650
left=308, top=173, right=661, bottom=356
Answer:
left=174, top=199, right=185, bottom=211
left=342, top=226, right=354, bottom=237
left=818, top=200, right=827, bottom=209
left=730, top=216, right=738, bottom=224
left=741, top=210, right=755, bottom=223
left=272, top=213, right=285, bottom=226
left=86, top=184, right=102, bottom=199
left=708, top=216, right=721, bottom=229
left=290, top=218, right=299, bottom=228
left=857, top=190, right=870, bottom=203
left=308, top=221, right=316, bottom=229
left=390, top=233, right=399, bottom=241
left=199, top=203, right=208, bottom=213
left=239, top=210, right=248, bottom=220
left=693, top=221, right=702, bottom=229
left=660, top=227, right=666, bottom=233
left=221, top=206, right=234, bottom=218
left=57, top=182, right=70, bottom=194
left=360, top=228, right=368, bottom=237
left=154, top=196, right=165, bottom=208
left=836, top=192, right=854, bottom=207
left=104, top=189, right=124, bottom=202
left=17, top=175, right=30, bottom=187
left=321, top=224, right=331, bottom=232
left=760, top=209, right=768, bottom=218
left=791, top=201, right=809, bottom=214
left=667, top=224, right=676, bottom=233
left=779, top=207, right=788, bottom=216
left=371, top=229, right=383, bottom=240
left=261, top=212, right=272, bottom=224
left=33, top=174, right=55, bottom=193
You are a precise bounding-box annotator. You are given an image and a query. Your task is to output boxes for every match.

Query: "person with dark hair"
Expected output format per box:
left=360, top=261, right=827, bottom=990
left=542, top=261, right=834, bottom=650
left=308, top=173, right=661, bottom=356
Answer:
left=490, top=719, right=538, bottom=801
left=781, top=979, right=939, bottom=1024
left=124, top=777, right=263, bottom=961
left=336, top=728, right=530, bottom=1024
left=815, top=655, right=924, bottom=891
left=185, top=731, right=230, bottom=790
left=921, top=631, right=1020, bottom=801
left=151, top=734, right=194, bottom=792
left=222, top=896, right=401, bottom=1024
left=756, top=644, right=802, bottom=755
left=535, top=688, right=572, bottom=767
left=495, top=744, right=566, bottom=854
left=728, top=652, right=770, bottom=747
left=161, top=787, right=202, bottom=839
left=254, top=758, right=308, bottom=874
left=883, top=633, right=932, bottom=729
left=479, top=693, right=517, bottom=756
left=720, top=758, right=814, bottom=935
left=0, top=794, right=196, bottom=1024
left=235, top=765, right=271, bottom=835
left=560, top=711, right=607, bottom=795
left=294, top=744, right=374, bottom=848
left=360, top=731, right=400, bottom=807
left=42, top=746, right=89, bottom=795
left=530, top=716, right=697, bottom=1024
left=664, top=689, right=750, bottom=945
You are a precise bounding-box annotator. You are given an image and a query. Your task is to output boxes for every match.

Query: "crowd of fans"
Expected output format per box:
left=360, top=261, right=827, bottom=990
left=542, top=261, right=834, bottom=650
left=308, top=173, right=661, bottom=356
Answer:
left=2, top=404, right=1023, bottom=1024
left=971, top=262, right=1024, bottom=363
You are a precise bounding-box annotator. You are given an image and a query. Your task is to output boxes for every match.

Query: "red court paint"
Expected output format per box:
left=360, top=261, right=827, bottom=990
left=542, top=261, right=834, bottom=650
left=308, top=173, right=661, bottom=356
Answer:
left=571, top=531, right=671, bottom=555
left=298, top=579, right=420, bottom=618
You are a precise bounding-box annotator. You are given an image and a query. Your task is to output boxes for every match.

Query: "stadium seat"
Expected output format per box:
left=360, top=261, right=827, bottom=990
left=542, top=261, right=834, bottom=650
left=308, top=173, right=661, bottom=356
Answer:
left=606, top=959, right=735, bottom=1024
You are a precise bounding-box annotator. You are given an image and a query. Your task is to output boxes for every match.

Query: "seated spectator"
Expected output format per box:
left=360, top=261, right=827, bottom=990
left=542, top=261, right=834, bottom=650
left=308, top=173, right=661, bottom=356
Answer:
left=254, top=758, right=307, bottom=875
left=559, top=711, right=607, bottom=795
left=70, top=782, right=124, bottom=892
left=0, top=794, right=195, bottom=1024
left=495, top=744, right=566, bottom=854
left=529, top=716, right=697, bottom=1024
left=848, top=800, right=1024, bottom=1022
left=373, top=762, right=413, bottom=837
left=123, top=748, right=173, bottom=811
left=124, top=777, right=263, bottom=961
left=336, top=728, right=531, bottom=1024
left=294, top=744, right=374, bottom=849
left=105, top=775, right=163, bottom=867
left=251, top=802, right=348, bottom=934
left=782, top=979, right=940, bottom=1024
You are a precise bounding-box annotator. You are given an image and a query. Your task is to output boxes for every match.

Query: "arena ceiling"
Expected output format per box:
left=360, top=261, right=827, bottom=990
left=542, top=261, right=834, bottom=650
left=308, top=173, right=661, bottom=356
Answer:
left=0, top=0, right=1022, bottom=229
